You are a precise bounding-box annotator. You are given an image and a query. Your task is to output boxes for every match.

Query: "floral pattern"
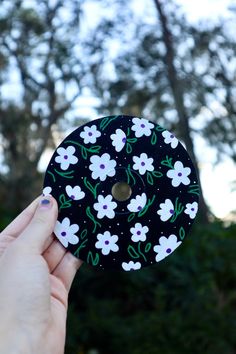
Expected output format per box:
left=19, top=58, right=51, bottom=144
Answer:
left=54, top=217, right=79, bottom=248
left=131, top=117, right=154, bottom=138
left=162, top=131, right=178, bottom=148
left=44, top=115, right=199, bottom=271
left=132, top=153, right=154, bottom=175
left=130, top=223, right=149, bottom=242
left=65, top=185, right=85, bottom=200
left=95, top=231, right=119, bottom=255
left=153, top=234, right=182, bottom=262
left=80, top=124, right=101, bottom=144
left=157, top=199, right=175, bottom=221
left=127, top=193, right=147, bottom=212
left=184, top=202, right=198, bottom=219
left=110, top=129, right=126, bottom=152
left=89, top=153, right=117, bottom=181
left=167, top=161, right=191, bottom=187
left=122, top=261, right=141, bottom=271
left=93, top=194, right=117, bottom=219
left=55, top=146, right=78, bottom=170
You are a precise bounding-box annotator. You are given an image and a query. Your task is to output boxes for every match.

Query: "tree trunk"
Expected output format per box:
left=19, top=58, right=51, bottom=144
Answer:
left=154, top=0, right=209, bottom=223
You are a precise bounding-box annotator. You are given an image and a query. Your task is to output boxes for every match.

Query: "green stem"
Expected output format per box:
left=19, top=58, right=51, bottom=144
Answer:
left=86, top=206, right=101, bottom=233
left=48, top=170, right=56, bottom=182
left=74, top=238, right=88, bottom=257
left=138, top=242, right=147, bottom=262
left=54, top=168, right=74, bottom=179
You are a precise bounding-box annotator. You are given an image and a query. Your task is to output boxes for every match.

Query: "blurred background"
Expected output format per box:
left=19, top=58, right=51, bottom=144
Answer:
left=0, top=0, right=236, bottom=353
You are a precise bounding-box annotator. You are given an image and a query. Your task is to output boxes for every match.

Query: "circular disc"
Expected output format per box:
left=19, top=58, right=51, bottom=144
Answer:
left=43, top=115, right=199, bottom=271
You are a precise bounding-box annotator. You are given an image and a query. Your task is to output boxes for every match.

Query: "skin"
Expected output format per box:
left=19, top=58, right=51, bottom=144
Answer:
left=0, top=196, right=82, bottom=354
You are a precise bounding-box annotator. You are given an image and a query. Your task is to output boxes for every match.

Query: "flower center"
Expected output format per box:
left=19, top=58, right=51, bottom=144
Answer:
left=141, top=124, right=145, bottom=128
left=122, top=137, right=126, bottom=143
left=61, top=231, right=66, bottom=237
left=137, top=231, right=141, bottom=235
left=141, top=161, right=145, bottom=166
left=166, top=248, right=171, bottom=254
left=70, top=195, right=75, bottom=199
left=191, top=208, right=195, bottom=211
left=64, top=155, right=68, bottom=160
left=100, top=164, right=105, bottom=169
left=178, top=172, right=182, bottom=176
left=137, top=206, right=142, bottom=211
left=170, top=209, right=174, bottom=214
left=103, top=205, right=108, bottom=209
left=88, top=132, right=93, bottom=136
left=170, top=134, right=174, bottom=138
left=105, top=240, right=109, bottom=245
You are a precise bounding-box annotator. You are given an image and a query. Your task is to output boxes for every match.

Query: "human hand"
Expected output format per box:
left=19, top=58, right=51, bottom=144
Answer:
left=0, top=196, right=82, bottom=354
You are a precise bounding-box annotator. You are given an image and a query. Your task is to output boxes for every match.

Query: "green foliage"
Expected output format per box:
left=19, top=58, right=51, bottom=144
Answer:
left=66, top=222, right=236, bottom=354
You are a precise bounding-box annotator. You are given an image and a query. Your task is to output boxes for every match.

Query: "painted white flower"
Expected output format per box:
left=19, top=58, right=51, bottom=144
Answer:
left=110, top=129, right=126, bottom=152
left=65, top=185, right=85, bottom=201
left=184, top=202, right=198, bottom=219
left=122, top=261, right=141, bottom=271
left=162, top=130, right=178, bottom=148
left=130, top=223, right=149, bottom=242
left=94, top=194, right=117, bottom=219
left=80, top=124, right=101, bottom=144
left=43, top=186, right=52, bottom=196
left=55, top=146, right=78, bottom=171
left=89, top=153, right=117, bottom=181
left=131, top=117, right=154, bottom=138
left=157, top=199, right=175, bottom=221
left=127, top=193, right=147, bottom=212
left=95, top=231, right=119, bottom=255
left=54, top=217, right=79, bottom=248
left=167, top=161, right=191, bottom=187
left=153, top=234, right=182, bottom=262
left=132, top=153, right=154, bottom=175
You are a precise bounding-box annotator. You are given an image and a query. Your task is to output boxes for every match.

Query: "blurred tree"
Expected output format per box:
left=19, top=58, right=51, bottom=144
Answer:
left=84, top=0, right=212, bottom=222
left=190, top=16, right=236, bottom=164
left=0, top=0, right=86, bottom=213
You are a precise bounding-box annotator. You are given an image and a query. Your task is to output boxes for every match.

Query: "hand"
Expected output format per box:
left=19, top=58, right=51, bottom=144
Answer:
left=0, top=196, right=82, bottom=354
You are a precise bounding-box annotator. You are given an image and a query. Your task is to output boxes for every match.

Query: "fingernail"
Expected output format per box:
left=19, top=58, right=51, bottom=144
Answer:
left=39, top=197, right=52, bottom=209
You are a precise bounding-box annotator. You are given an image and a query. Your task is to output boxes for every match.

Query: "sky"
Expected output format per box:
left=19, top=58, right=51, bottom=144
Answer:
left=1, top=0, right=236, bottom=220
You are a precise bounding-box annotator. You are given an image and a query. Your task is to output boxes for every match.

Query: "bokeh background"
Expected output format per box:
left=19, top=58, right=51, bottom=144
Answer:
left=1, top=0, right=236, bottom=353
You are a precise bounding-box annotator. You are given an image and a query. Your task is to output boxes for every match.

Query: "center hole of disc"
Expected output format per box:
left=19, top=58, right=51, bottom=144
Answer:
left=111, top=181, right=132, bottom=202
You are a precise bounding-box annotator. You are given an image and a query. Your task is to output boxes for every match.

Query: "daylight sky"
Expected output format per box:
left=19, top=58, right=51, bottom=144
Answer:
left=2, top=0, right=236, bottom=220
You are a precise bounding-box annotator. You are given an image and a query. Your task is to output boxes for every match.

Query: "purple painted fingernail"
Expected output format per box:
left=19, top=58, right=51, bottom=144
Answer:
left=40, top=198, right=52, bottom=209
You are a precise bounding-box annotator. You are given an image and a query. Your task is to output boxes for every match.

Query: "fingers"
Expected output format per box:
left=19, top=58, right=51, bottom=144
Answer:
left=16, top=196, right=58, bottom=254
left=0, top=197, right=40, bottom=239
left=43, top=239, right=67, bottom=273
left=52, top=252, right=82, bottom=292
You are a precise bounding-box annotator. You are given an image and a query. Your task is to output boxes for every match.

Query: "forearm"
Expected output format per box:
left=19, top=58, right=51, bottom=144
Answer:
left=0, top=326, right=40, bottom=354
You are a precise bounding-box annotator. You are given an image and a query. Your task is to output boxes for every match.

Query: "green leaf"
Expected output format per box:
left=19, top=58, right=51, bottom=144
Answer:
left=128, top=212, right=135, bottom=222
left=81, top=146, right=87, bottom=159
left=127, top=138, right=137, bottom=143
left=88, top=145, right=101, bottom=153
left=59, top=194, right=66, bottom=204
left=147, top=172, right=154, bottom=185
left=179, top=227, right=185, bottom=240
left=127, top=245, right=140, bottom=259
left=87, top=251, right=100, bottom=266
left=151, top=132, right=157, bottom=145
left=152, top=171, right=163, bottom=178
left=126, top=142, right=132, bottom=153
left=145, top=243, right=152, bottom=253
left=80, top=229, right=88, bottom=240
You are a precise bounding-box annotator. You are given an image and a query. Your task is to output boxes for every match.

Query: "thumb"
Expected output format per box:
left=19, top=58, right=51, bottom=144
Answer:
left=18, top=196, right=58, bottom=254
